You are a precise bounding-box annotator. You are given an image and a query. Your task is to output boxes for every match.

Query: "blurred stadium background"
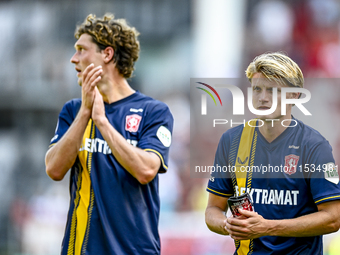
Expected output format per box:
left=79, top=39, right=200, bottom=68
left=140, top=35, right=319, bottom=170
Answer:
left=1, top=0, right=340, bottom=254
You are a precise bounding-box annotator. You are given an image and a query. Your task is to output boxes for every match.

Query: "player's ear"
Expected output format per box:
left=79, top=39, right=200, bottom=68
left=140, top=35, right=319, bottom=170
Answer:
left=102, top=46, right=114, bottom=63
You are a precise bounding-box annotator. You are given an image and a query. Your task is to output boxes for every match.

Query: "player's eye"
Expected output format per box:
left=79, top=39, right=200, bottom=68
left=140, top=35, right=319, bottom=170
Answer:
left=76, top=47, right=84, bottom=53
left=253, top=86, right=261, bottom=92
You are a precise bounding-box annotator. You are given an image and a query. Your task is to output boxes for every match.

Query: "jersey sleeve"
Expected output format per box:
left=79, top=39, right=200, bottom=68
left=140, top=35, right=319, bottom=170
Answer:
left=207, top=132, right=234, bottom=197
left=306, top=140, right=340, bottom=205
left=137, top=101, right=174, bottom=173
left=49, top=99, right=80, bottom=147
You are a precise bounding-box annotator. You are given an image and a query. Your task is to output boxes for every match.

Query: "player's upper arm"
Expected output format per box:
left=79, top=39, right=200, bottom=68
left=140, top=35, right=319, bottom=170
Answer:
left=138, top=101, right=173, bottom=173
left=206, top=192, right=229, bottom=211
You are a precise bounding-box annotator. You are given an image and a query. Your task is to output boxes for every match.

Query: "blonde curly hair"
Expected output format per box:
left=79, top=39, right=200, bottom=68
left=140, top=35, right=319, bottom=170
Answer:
left=75, top=13, right=140, bottom=78
left=245, top=52, right=304, bottom=88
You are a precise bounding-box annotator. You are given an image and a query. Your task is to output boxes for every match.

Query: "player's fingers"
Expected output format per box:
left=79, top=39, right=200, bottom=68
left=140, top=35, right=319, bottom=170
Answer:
left=227, top=217, right=247, bottom=227
left=238, top=209, right=256, bottom=218
left=82, top=63, right=95, bottom=80
left=226, top=221, right=248, bottom=231
left=236, top=215, right=248, bottom=220
left=89, top=69, right=103, bottom=88
left=84, top=65, right=102, bottom=85
left=95, top=86, right=102, bottom=96
left=85, top=67, right=102, bottom=87
left=94, top=87, right=103, bottom=101
left=227, top=225, right=250, bottom=238
left=230, top=233, right=250, bottom=240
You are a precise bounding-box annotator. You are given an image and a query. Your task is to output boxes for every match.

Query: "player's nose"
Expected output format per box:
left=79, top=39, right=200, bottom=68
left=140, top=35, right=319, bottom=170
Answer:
left=70, top=53, right=79, bottom=64
left=259, top=90, right=270, bottom=102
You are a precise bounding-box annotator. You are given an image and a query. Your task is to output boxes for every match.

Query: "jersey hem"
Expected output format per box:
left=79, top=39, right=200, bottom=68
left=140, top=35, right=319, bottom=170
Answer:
left=144, top=148, right=168, bottom=172
left=206, top=187, right=232, bottom=197
left=314, top=194, right=340, bottom=204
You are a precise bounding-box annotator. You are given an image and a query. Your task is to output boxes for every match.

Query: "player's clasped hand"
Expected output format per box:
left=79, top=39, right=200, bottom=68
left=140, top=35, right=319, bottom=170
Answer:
left=225, top=209, right=267, bottom=240
left=92, top=87, right=106, bottom=124
left=81, top=63, right=103, bottom=112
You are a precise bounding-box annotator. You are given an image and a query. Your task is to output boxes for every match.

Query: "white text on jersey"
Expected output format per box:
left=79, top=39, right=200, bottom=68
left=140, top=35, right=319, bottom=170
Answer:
left=80, top=138, right=112, bottom=154
left=79, top=138, right=139, bottom=154
left=235, top=186, right=300, bottom=206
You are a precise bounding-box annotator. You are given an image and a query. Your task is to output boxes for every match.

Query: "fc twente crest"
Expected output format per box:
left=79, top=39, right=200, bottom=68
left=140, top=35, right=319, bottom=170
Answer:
left=125, top=114, right=142, bottom=132
left=284, top=154, right=299, bottom=175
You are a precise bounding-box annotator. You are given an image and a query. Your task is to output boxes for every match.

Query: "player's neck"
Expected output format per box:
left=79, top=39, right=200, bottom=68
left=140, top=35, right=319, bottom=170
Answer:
left=98, top=72, right=135, bottom=104
left=258, top=115, right=293, bottom=143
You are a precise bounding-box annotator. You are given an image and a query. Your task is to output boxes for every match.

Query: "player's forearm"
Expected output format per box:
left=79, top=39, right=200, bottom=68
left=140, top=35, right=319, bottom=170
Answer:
left=205, top=206, right=229, bottom=235
left=45, top=108, right=90, bottom=181
left=94, top=117, right=160, bottom=184
left=267, top=206, right=340, bottom=237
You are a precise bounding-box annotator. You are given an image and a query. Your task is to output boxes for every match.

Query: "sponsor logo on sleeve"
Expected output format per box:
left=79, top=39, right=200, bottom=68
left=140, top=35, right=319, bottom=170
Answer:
left=156, top=126, right=172, bottom=147
left=125, top=114, right=142, bottom=133
left=324, top=162, right=339, bottom=184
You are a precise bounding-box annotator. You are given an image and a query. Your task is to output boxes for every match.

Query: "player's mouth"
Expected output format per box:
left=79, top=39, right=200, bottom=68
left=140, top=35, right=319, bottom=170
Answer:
left=75, top=67, right=82, bottom=76
left=258, top=106, right=271, bottom=110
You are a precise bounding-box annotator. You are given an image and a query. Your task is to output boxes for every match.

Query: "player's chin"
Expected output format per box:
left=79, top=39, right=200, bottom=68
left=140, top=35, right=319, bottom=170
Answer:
left=255, top=115, right=270, bottom=121
left=257, top=115, right=279, bottom=121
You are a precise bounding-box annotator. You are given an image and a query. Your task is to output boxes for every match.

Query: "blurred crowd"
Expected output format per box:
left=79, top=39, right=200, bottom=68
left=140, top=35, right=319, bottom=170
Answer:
left=245, top=0, right=340, bottom=78
left=1, top=0, right=340, bottom=254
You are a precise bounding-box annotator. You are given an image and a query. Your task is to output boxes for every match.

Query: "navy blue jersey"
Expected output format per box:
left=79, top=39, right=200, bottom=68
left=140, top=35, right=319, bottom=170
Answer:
left=207, top=118, right=340, bottom=255
left=49, top=91, right=173, bottom=255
